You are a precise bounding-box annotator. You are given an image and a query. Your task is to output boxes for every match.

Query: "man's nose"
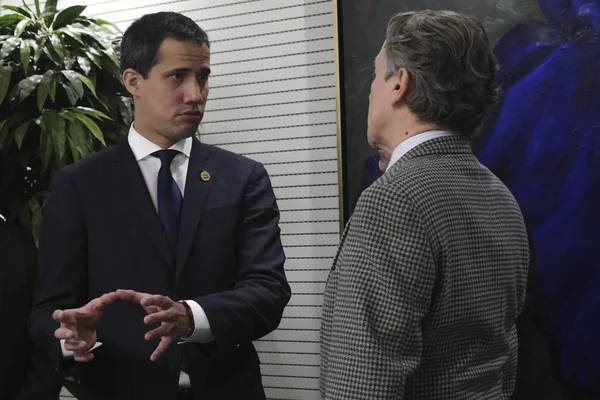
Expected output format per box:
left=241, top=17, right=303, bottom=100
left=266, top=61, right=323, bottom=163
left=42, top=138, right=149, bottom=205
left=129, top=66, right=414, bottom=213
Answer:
left=184, top=81, right=205, bottom=104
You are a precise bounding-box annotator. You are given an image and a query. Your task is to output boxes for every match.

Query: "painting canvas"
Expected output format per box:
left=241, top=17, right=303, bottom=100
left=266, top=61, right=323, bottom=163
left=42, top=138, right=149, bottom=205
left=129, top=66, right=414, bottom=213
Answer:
left=337, top=0, right=600, bottom=396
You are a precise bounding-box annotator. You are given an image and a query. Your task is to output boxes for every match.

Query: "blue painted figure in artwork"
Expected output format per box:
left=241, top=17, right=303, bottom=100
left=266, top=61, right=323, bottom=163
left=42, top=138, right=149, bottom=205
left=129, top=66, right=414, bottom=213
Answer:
left=474, top=0, right=600, bottom=396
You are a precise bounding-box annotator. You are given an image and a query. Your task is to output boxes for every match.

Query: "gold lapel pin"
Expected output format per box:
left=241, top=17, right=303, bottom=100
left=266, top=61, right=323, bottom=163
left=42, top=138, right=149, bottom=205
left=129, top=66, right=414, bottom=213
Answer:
left=200, top=170, right=211, bottom=181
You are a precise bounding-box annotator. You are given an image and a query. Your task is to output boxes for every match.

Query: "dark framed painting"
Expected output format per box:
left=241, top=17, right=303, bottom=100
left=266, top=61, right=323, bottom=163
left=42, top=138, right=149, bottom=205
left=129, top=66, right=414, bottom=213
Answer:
left=335, top=0, right=600, bottom=396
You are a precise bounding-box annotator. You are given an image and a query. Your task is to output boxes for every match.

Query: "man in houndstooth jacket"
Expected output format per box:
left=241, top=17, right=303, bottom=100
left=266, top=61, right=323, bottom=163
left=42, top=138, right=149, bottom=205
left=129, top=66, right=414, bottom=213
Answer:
left=320, top=10, right=530, bottom=399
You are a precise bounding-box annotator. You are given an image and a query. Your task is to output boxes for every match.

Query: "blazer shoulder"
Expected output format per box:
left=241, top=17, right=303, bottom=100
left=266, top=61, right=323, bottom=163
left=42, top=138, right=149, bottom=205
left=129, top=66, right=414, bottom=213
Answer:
left=204, top=143, right=265, bottom=173
left=56, top=145, right=117, bottom=180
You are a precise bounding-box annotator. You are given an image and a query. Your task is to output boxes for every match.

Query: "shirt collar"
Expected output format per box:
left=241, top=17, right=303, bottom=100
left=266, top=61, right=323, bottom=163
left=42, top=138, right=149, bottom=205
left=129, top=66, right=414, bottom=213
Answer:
left=386, top=129, right=454, bottom=171
left=127, top=123, right=192, bottom=162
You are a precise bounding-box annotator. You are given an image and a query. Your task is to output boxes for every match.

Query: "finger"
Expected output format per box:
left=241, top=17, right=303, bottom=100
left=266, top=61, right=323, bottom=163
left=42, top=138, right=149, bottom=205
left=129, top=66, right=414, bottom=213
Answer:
left=150, top=336, right=173, bottom=362
left=64, top=340, right=89, bottom=351
left=143, top=309, right=176, bottom=325
left=53, top=310, right=76, bottom=326
left=73, top=351, right=94, bottom=363
left=145, top=322, right=175, bottom=342
left=115, top=289, right=150, bottom=305
left=83, top=292, right=120, bottom=314
left=140, top=295, right=173, bottom=309
left=144, top=305, right=161, bottom=314
left=55, top=327, right=77, bottom=340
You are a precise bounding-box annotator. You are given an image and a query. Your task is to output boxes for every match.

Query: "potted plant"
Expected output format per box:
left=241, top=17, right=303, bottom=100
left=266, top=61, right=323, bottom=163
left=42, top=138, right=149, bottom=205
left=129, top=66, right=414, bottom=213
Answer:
left=0, top=0, right=132, bottom=244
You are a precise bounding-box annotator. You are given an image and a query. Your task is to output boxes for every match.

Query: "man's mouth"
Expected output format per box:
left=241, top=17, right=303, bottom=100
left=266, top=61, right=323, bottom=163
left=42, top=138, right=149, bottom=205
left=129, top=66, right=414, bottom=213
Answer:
left=181, top=111, right=202, bottom=116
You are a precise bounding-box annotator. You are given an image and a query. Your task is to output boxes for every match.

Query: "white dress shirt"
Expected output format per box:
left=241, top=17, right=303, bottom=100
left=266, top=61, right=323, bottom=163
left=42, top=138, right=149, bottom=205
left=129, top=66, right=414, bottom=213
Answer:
left=386, top=130, right=455, bottom=171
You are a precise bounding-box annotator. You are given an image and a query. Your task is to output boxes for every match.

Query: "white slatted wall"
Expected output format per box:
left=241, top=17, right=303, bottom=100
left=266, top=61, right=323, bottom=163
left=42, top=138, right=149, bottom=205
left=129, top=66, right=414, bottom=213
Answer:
left=0, top=0, right=340, bottom=398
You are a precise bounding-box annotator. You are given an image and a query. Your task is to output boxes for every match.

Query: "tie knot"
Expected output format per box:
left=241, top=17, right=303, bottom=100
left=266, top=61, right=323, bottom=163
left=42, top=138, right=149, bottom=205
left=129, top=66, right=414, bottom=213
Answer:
left=151, top=149, right=179, bottom=167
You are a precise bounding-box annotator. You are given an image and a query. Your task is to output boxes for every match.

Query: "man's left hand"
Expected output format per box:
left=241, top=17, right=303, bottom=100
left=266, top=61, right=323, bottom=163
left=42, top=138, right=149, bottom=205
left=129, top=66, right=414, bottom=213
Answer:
left=115, top=289, right=191, bottom=361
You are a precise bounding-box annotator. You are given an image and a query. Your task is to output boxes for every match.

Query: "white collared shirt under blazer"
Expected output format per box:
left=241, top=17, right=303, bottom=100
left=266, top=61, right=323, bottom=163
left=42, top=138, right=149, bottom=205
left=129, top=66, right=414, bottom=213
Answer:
left=320, top=135, right=529, bottom=399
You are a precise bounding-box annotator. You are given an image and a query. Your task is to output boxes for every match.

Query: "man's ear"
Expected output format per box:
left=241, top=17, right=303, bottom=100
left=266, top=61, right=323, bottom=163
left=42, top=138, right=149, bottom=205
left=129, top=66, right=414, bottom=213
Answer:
left=391, top=67, right=409, bottom=105
left=122, top=68, right=142, bottom=97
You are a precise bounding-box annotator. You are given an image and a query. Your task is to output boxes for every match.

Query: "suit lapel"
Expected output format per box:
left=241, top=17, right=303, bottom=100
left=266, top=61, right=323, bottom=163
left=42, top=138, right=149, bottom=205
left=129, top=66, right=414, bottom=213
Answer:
left=114, top=139, right=173, bottom=270
left=175, top=138, right=213, bottom=281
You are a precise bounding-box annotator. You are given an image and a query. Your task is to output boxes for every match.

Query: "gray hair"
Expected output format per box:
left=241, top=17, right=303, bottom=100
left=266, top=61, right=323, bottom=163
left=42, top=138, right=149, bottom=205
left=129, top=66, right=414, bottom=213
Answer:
left=384, top=10, right=499, bottom=137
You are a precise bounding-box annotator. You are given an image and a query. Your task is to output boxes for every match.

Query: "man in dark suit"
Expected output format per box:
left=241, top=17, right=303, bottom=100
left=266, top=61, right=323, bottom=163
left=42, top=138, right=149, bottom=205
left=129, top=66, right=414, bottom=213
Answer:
left=0, top=221, right=62, bottom=400
left=29, top=12, right=290, bottom=400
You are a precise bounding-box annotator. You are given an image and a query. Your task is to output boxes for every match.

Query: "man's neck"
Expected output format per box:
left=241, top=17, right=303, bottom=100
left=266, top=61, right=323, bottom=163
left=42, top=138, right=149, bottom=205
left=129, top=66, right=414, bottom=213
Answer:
left=132, top=122, right=176, bottom=149
left=384, top=123, right=441, bottom=154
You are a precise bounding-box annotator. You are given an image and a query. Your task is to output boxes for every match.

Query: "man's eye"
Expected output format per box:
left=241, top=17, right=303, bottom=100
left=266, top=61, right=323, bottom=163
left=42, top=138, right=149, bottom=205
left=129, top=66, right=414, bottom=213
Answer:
left=171, top=73, right=184, bottom=80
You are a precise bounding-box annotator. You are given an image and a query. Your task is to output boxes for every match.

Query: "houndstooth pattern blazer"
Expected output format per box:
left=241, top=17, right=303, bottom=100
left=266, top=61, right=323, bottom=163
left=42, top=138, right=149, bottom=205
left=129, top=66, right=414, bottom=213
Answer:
left=320, top=136, right=529, bottom=399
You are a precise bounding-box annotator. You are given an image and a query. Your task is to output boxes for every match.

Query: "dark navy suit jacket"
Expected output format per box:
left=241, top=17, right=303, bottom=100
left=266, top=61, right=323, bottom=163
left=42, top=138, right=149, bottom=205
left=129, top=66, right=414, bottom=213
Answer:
left=29, top=137, right=291, bottom=400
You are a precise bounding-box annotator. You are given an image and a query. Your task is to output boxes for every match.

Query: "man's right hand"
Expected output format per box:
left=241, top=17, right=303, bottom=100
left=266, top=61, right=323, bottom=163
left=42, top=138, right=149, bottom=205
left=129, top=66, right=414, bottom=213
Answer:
left=53, top=292, right=119, bottom=362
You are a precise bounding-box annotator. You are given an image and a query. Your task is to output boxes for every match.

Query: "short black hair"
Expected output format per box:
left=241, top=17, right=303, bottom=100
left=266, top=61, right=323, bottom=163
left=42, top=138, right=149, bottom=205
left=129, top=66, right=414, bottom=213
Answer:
left=120, top=12, right=210, bottom=77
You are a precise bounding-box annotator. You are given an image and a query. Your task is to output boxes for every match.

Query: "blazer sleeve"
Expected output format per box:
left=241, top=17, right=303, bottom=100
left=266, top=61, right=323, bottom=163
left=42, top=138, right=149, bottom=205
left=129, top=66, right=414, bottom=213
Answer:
left=194, top=162, right=291, bottom=347
left=322, top=186, right=436, bottom=399
left=28, top=169, right=88, bottom=369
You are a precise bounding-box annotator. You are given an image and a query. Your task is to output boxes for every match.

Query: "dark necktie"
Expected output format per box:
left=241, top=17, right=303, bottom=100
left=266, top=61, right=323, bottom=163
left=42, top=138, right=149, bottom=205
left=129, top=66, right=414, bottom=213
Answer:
left=151, top=149, right=182, bottom=257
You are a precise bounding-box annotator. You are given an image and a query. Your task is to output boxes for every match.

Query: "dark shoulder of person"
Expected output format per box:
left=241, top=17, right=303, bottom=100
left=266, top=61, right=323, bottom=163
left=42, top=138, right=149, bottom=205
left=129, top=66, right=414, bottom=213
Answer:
left=0, top=222, right=63, bottom=400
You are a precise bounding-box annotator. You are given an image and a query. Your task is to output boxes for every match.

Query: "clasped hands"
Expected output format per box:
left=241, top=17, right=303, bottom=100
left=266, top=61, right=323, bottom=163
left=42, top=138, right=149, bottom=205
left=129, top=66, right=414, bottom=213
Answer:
left=53, top=289, right=191, bottom=363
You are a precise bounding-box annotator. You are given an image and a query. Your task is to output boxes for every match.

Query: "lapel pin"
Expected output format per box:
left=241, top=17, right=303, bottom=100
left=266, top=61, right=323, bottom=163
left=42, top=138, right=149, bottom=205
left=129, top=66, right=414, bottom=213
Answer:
left=200, top=170, right=211, bottom=181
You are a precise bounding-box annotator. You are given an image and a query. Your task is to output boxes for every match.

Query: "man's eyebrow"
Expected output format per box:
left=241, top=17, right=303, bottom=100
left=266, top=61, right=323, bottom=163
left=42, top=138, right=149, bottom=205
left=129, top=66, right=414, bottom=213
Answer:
left=165, top=67, right=190, bottom=75
left=165, top=67, right=211, bottom=75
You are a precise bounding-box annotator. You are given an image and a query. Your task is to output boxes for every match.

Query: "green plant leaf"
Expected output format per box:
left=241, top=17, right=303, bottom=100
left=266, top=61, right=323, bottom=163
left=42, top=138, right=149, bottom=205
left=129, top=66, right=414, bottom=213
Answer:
left=118, top=96, right=133, bottom=126
left=49, top=34, right=65, bottom=60
left=1, top=37, right=20, bottom=60
left=22, top=1, right=36, bottom=16
left=48, top=75, right=57, bottom=101
left=101, top=48, right=119, bottom=67
left=64, top=57, right=74, bottom=70
left=74, top=112, right=105, bottom=146
left=14, top=18, right=30, bottom=37
left=1, top=5, right=33, bottom=18
left=40, top=110, right=56, bottom=170
left=0, top=65, right=12, bottom=105
left=0, top=14, right=24, bottom=29
left=84, top=50, right=101, bottom=68
left=53, top=5, right=86, bottom=30
left=52, top=114, right=66, bottom=163
left=100, top=57, right=122, bottom=82
left=42, top=2, right=58, bottom=27
left=39, top=127, right=52, bottom=171
left=76, top=55, right=91, bottom=75
left=37, top=70, right=53, bottom=111
left=61, top=70, right=84, bottom=99
left=95, top=18, right=120, bottom=31
left=14, top=119, right=30, bottom=149
left=33, top=37, right=45, bottom=62
left=61, top=82, right=78, bottom=106
left=68, top=136, right=80, bottom=162
left=0, top=119, right=9, bottom=151
left=17, top=74, right=43, bottom=102
left=60, top=26, right=85, bottom=45
left=19, top=39, right=30, bottom=72
left=28, top=197, right=40, bottom=213
left=43, top=0, right=59, bottom=13
left=88, top=66, right=97, bottom=85
left=68, top=118, right=87, bottom=156
left=75, top=71, right=96, bottom=97
left=66, top=106, right=109, bottom=120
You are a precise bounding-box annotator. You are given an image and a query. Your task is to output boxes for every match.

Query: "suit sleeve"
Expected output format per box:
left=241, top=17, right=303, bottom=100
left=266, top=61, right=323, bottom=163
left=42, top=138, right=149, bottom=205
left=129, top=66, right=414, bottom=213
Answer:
left=28, top=169, right=87, bottom=368
left=322, top=186, right=436, bottom=399
left=194, top=162, right=291, bottom=347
